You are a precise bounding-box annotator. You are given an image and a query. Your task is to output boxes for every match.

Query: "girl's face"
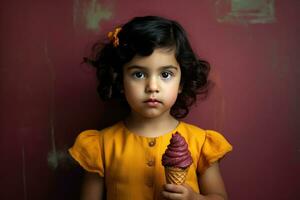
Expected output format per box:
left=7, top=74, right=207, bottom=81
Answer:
left=123, top=48, right=181, bottom=119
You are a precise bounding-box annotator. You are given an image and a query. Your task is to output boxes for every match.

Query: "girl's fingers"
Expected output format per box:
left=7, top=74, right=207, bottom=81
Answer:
left=163, top=184, right=185, bottom=193
left=161, top=190, right=182, bottom=200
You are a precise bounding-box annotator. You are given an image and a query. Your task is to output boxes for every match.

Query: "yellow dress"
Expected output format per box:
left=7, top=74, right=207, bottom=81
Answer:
left=69, top=121, right=233, bottom=200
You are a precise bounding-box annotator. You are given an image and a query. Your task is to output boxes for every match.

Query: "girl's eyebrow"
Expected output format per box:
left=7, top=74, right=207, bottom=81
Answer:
left=126, top=65, right=179, bottom=71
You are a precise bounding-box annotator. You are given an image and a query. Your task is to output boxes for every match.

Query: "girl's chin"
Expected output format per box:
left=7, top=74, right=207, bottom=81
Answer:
left=132, top=110, right=171, bottom=119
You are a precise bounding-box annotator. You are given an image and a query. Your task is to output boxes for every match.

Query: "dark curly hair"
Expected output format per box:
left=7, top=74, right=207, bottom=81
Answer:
left=84, top=16, right=211, bottom=118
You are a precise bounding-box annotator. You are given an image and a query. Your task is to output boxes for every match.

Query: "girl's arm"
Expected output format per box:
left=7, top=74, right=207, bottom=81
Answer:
left=81, top=172, right=105, bottom=200
left=197, top=162, right=228, bottom=200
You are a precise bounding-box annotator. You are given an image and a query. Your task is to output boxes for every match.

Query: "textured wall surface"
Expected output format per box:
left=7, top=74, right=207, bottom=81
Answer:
left=0, top=0, right=299, bottom=199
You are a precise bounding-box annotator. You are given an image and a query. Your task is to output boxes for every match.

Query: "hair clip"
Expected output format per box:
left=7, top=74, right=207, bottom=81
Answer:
left=107, top=27, right=122, bottom=47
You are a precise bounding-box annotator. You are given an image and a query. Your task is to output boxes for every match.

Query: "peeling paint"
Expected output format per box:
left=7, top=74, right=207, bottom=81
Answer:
left=215, top=0, right=276, bottom=24
left=73, top=0, right=113, bottom=32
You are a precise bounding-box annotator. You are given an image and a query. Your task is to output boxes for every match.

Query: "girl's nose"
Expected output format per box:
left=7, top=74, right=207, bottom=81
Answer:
left=145, top=77, right=159, bottom=93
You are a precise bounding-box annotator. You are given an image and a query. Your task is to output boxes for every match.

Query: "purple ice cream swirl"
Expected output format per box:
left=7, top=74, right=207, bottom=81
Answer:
left=162, top=132, right=193, bottom=169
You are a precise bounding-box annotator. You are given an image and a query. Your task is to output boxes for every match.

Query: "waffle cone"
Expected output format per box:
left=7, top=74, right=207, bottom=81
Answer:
left=164, top=166, right=189, bottom=184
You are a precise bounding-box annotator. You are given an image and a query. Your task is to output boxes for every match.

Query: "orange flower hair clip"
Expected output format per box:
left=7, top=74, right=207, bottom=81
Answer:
left=107, top=27, right=122, bottom=47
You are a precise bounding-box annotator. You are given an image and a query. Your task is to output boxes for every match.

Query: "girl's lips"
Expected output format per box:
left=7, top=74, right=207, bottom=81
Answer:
left=145, top=101, right=160, bottom=107
left=144, top=99, right=162, bottom=106
left=144, top=99, right=161, bottom=103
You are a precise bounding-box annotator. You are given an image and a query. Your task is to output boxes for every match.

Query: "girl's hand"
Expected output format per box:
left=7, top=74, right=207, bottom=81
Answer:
left=161, top=183, right=202, bottom=200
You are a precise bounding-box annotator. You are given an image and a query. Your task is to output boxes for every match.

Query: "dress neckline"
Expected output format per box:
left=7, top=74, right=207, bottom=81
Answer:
left=120, top=120, right=182, bottom=139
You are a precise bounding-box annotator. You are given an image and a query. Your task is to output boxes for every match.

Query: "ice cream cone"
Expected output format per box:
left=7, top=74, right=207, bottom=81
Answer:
left=162, top=132, right=193, bottom=184
left=164, top=166, right=189, bottom=184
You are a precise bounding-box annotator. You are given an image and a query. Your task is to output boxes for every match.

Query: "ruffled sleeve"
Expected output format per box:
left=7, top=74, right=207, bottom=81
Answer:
left=197, top=130, right=233, bottom=175
left=68, top=130, right=104, bottom=177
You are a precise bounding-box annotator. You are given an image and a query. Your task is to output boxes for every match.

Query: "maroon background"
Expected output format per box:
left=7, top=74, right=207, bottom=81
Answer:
left=1, top=1, right=299, bottom=200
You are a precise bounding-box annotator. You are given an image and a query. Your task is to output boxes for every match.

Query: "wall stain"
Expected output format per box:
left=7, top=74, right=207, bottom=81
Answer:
left=22, top=145, right=27, bottom=200
left=73, top=0, right=80, bottom=31
left=215, top=0, right=276, bottom=24
left=270, top=41, right=290, bottom=82
left=73, top=0, right=113, bottom=32
left=85, top=0, right=112, bottom=30
left=44, top=40, right=74, bottom=169
left=44, top=40, right=58, bottom=169
left=211, top=70, right=226, bottom=131
left=48, top=149, right=71, bottom=169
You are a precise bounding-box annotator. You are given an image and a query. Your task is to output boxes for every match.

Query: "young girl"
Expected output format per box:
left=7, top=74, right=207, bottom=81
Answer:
left=69, top=16, right=232, bottom=200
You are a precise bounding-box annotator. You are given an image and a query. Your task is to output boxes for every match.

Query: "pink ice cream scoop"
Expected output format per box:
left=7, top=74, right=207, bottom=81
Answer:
left=162, top=132, right=193, bottom=169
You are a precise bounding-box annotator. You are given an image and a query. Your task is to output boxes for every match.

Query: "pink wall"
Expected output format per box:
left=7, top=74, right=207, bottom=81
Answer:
left=1, top=0, right=299, bottom=199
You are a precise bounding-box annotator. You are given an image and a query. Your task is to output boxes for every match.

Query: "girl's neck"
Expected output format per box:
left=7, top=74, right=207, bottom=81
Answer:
left=124, top=113, right=179, bottom=137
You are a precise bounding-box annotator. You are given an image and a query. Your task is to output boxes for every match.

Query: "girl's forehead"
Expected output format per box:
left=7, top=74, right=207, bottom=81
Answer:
left=124, top=48, right=179, bottom=69
left=136, top=47, right=175, bottom=58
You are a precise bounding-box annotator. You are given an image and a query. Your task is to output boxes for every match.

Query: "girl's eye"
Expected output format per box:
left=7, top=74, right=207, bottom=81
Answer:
left=161, top=71, right=173, bottom=79
left=132, top=71, right=145, bottom=79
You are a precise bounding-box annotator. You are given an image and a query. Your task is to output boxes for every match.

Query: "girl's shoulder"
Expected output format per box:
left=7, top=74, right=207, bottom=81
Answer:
left=73, top=121, right=124, bottom=141
left=179, top=121, right=228, bottom=137
left=178, top=121, right=232, bottom=147
left=179, top=121, right=233, bottom=173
